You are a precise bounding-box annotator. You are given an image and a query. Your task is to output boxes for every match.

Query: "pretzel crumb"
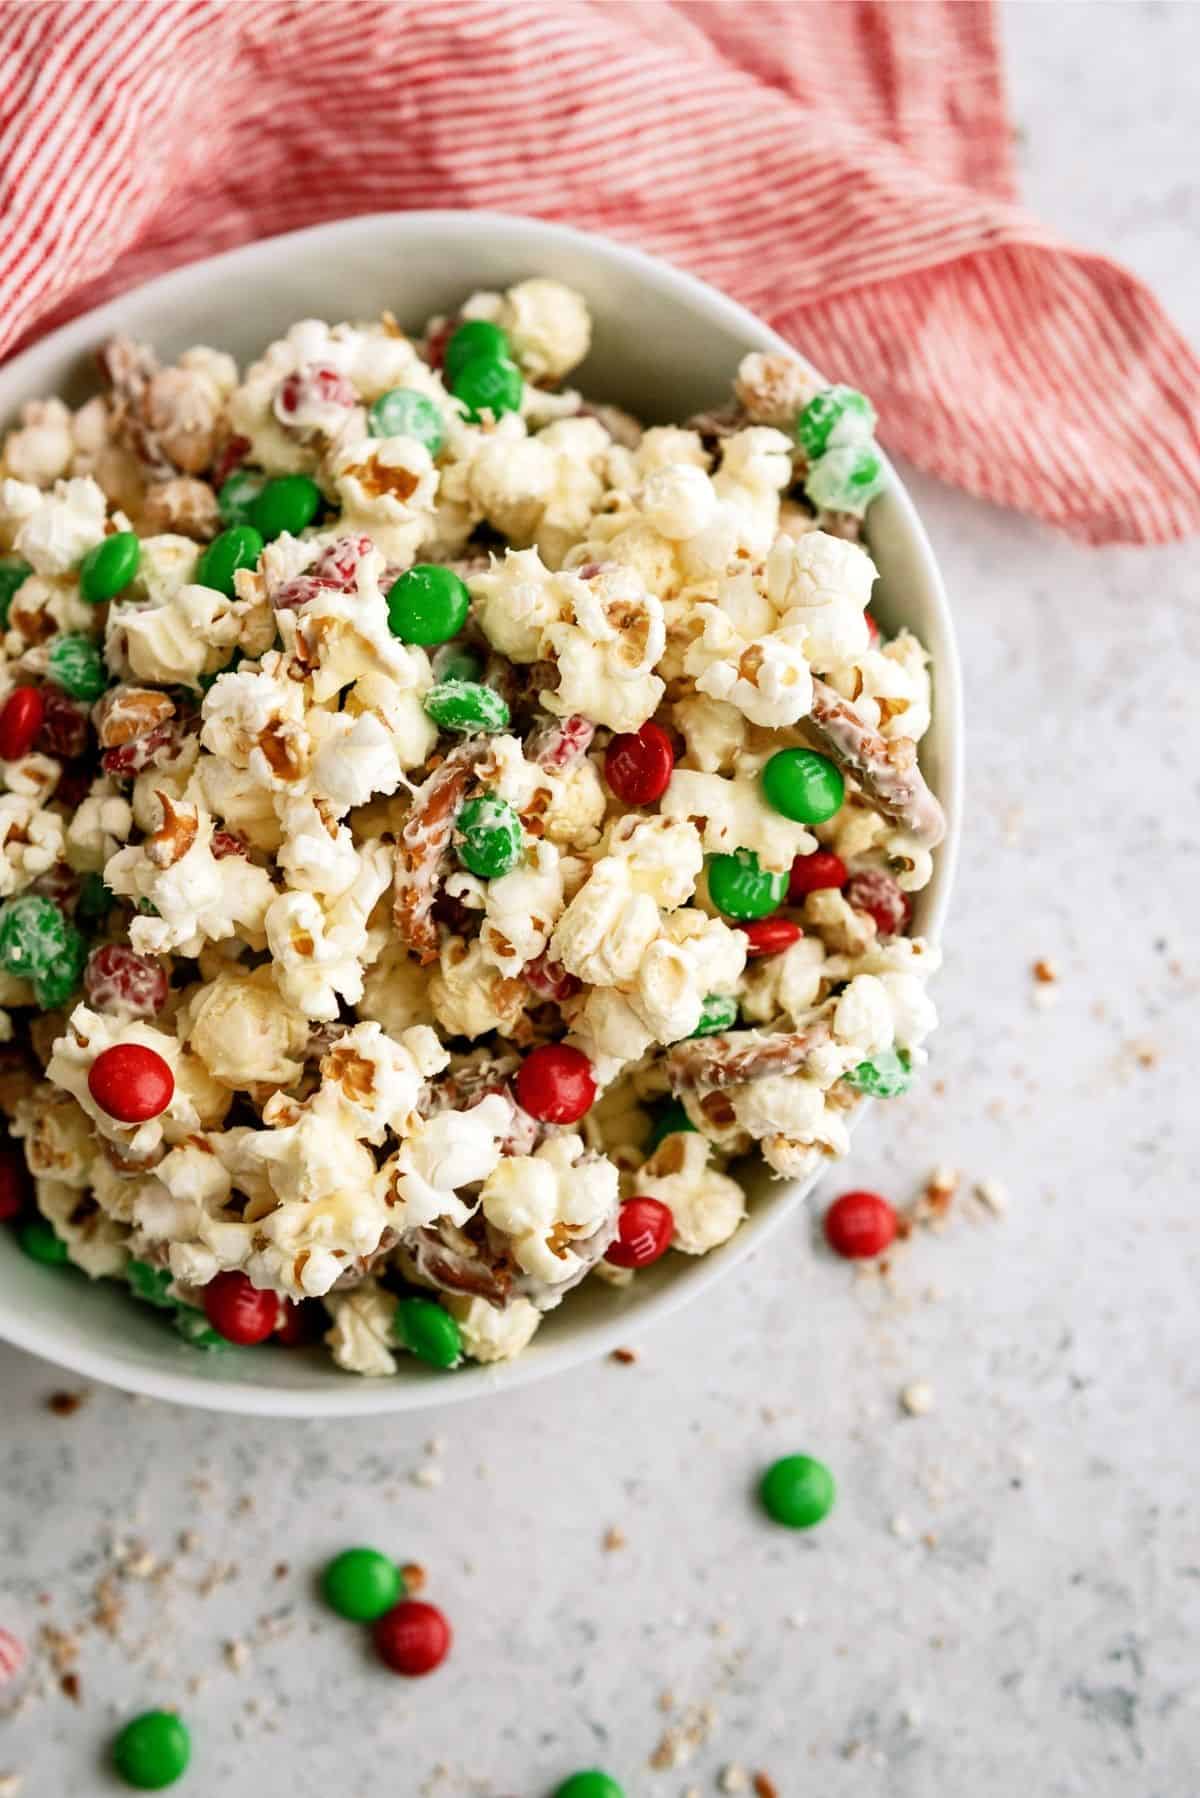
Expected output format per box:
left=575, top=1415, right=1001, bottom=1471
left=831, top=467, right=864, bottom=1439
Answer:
left=610, top=1346, right=639, bottom=1364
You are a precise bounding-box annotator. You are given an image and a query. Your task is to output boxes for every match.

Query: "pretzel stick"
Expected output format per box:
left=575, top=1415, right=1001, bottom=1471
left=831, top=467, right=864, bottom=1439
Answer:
left=666, top=1021, right=832, bottom=1092
left=806, top=678, right=945, bottom=847
left=393, top=741, right=485, bottom=963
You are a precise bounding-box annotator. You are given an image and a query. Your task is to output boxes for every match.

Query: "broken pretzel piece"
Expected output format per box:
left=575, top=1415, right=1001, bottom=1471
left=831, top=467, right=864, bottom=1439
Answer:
left=392, top=740, right=486, bottom=964
left=806, top=677, right=945, bottom=847
left=666, top=1020, right=832, bottom=1092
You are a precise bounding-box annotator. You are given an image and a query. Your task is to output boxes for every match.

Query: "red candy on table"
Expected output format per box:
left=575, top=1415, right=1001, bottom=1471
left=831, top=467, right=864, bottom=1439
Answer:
left=604, top=721, right=674, bottom=805
left=0, top=1149, right=31, bottom=1224
left=844, top=868, right=911, bottom=937
left=515, top=1043, right=596, bottom=1123
left=84, top=944, right=169, bottom=1019
left=605, top=1197, right=674, bottom=1269
left=202, top=1270, right=280, bottom=1345
left=373, top=1599, right=452, bottom=1676
left=824, top=1189, right=897, bottom=1259
left=0, top=687, right=45, bottom=762
left=87, top=1043, right=174, bottom=1123
left=737, top=918, right=803, bottom=959
left=787, top=850, right=847, bottom=901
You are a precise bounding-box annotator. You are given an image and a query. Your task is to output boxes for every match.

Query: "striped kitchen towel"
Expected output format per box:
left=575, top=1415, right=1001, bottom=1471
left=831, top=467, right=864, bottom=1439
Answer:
left=1, top=0, right=1198, bottom=544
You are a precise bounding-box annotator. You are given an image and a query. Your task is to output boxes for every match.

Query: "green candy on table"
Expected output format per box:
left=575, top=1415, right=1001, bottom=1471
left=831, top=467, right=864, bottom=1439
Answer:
left=0, top=892, right=72, bottom=982
left=194, top=525, right=264, bottom=597
left=759, top=1453, right=836, bottom=1529
left=18, top=1217, right=68, bottom=1266
left=761, top=747, right=844, bottom=825
left=423, top=679, right=510, bottom=734
left=395, top=1295, right=463, bottom=1369
left=444, top=318, right=510, bottom=384
left=32, top=922, right=86, bottom=1010
left=368, top=387, right=446, bottom=455
left=111, top=1709, right=191, bottom=1790
left=690, top=993, right=738, bottom=1037
left=386, top=564, right=471, bottom=645
left=845, top=1046, right=912, bottom=1098
left=552, top=1774, right=626, bottom=1798
left=47, top=633, right=107, bottom=702
left=79, top=531, right=140, bottom=605
left=0, top=557, right=32, bottom=629
left=795, top=384, right=876, bottom=461
left=646, top=1099, right=697, bottom=1154
left=321, top=1546, right=404, bottom=1622
left=706, top=848, right=787, bottom=921
left=451, top=354, right=524, bottom=423
left=455, top=794, right=523, bottom=879
left=217, top=468, right=266, bottom=527
left=805, top=442, right=886, bottom=516
left=249, top=474, right=323, bottom=542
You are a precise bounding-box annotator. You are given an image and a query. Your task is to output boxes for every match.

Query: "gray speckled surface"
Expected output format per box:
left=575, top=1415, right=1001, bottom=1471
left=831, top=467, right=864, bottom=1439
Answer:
left=3, top=7, right=1200, bottom=1794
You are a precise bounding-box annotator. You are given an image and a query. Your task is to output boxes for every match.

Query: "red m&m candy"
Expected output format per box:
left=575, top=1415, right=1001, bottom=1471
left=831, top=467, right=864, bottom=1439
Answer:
left=787, top=850, right=846, bottom=901
left=373, top=1600, right=452, bottom=1676
left=87, top=1043, right=174, bottom=1123
left=823, top=1189, right=897, bottom=1259
left=605, top=1197, right=674, bottom=1269
left=844, top=868, right=911, bottom=937
left=604, top=721, right=674, bottom=805
left=515, top=1044, right=596, bottom=1124
left=0, top=1149, right=30, bottom=1224
left=0, top=687, right=45, bottom=762
left=737, top=918, right=802, bottom=959
left=202, top=1271, right=279, bottom=1345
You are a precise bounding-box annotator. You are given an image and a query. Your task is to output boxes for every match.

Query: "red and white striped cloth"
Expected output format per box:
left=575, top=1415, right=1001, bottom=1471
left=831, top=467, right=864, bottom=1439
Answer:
left=1, top=0, right=1198, bottom=544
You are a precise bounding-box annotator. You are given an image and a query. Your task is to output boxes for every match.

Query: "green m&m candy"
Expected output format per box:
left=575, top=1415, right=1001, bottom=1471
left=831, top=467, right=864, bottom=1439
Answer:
left=127, top=1259, right=177, bottom=1310
left=79, top=531, right=140, bottom=605
left=759, top=1453, right=836, bottom=1529
left=691, top=993, right=738, bottom=1038
left=32, top=921, right=86, bottom=1010
left=322, top=1546, right=403, bottom=1622
left=76, top=872, right=114, bottom=928
left=454, top=794, right=523, bottom=880
left=451, top=355, right=523, bottom=423
left=444, top=318, right=509, bottom=384
left=795, top=384, right=876, bottom=461
left=845, top=1046, right=912, bottom=1099
left=18, top=1217, right=68, bottom=1266
left=553, top=1775, right=626, bottom=1798
left=706, top=849, right=787, bottom=921
left=47, top=633, right=106, bottom=702
left=369, top=388, right=446, bottom=455
left=0, top=558, right=32, bottom=628
left=646, top=1099, right=697, bottom=1154
left=761, top=747, right=844, bottom=824
left=217, top=468, right=266, bottom=527
left=806, top=443, right=886, bottom=516
left=111, top=1709, right=191, bottom=1789
left=386, top=564, right=470, bottom=645
left=423, top=679, right=510, bottom=734
left=249, top=474, right=323, bottom=542
left=195, top=525, right=264, bottom=598
left=0, top=892, right=70, bottom=981
left=431, top=642, right=484, bottom=684
left=395, top=1295, right=462, bottom=1370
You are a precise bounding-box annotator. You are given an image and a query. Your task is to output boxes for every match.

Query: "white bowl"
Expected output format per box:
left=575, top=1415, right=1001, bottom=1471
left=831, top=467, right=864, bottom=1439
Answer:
left=0, top=212, right=962, bottom=1415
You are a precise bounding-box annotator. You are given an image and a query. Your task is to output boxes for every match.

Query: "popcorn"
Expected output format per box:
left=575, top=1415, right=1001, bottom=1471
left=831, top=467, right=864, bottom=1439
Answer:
left=12, top=1087, right=98, bottom=1188
left=445, top=1292, right=541, bottom=1363
left=265, top=839, right=392, bottom=1018
left=64, top=778, right=133, bottom=872
left=542, top=564, right=665, bottom=733
left=325, top=1279, right=399, bottom=1377
left=764, top=530, right=874, bottom=666
left=637, top=1132, right=745, bottom=1255
left=326, top=435, right=439, bottom=566
left=606, top=814, right=703, bottom=908
left=479, top=1133, right=618, bottom=1288
left=3, top=397, right=75, bottom=487
left=0, top=475, right=107, bottom=574
left=181, top=967, right=310, bottom=1089
left=550, top=858, right=661, bottom=988
left=474, top=837, right=565, bottom=975
left=661, top=766, right=815, bottom=873
left=494, top=278, right=592, bottom=383
left=35, top=1176, right=130, bottom=1278
left=382, top=1091, right=512, bottom=1230
left=429, top=935, right=526, bottom=1040
left=0, top=793, right=66, bottom=895
left=106, top=785, right=277, bottom=957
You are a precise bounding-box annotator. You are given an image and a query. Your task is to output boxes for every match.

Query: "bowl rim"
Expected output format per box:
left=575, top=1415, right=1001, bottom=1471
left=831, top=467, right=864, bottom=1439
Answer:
left=0, top=209, right=963, bottom=1415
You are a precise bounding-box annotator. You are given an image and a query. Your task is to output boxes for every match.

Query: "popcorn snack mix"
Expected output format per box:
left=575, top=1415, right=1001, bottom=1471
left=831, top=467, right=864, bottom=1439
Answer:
left=0, top=281, right=945, bottom=1376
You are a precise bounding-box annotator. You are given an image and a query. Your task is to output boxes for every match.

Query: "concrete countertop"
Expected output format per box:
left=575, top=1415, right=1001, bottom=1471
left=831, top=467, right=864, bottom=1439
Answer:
left=2, top=5, right=1197, bottom=1793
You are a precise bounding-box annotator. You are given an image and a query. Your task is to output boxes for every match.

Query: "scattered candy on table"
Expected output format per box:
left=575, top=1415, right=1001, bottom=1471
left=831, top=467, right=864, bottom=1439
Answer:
left=823, top=1189, right=898, bottom=1259
left=373, top=1598, right=452, bottom=1676
left=552, top=1775, right=626, bottom=1798
left=759, top=1453, right=836, bottom=1529
left=321, top=1547, right=404, bottom=1622
left=111, top=1709, right=191, bottom=1790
